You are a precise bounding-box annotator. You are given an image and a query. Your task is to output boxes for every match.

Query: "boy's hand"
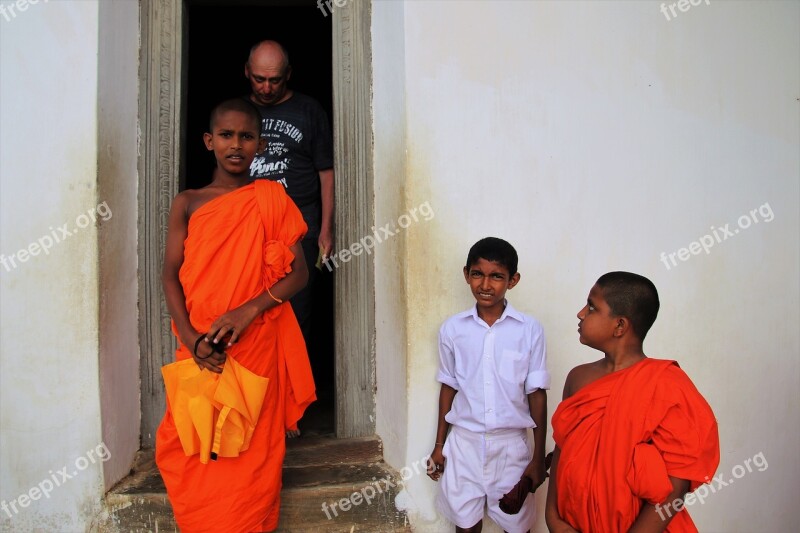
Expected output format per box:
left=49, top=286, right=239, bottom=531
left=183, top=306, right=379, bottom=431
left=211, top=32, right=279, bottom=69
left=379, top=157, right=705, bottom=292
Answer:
left=193, top=338, right=226, bottom=374
left=499, top=475, right=533, bottom=515
left=208, top=301, right=260, bottom=346
left=526, top=459, right=547, bottom=492
left=426, top=447, right=446, bottom=481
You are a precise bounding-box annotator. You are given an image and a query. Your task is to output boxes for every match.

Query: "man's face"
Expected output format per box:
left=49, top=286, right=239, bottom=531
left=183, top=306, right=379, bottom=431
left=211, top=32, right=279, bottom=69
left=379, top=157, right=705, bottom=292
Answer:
left=246, top=62, right=291, bottom=106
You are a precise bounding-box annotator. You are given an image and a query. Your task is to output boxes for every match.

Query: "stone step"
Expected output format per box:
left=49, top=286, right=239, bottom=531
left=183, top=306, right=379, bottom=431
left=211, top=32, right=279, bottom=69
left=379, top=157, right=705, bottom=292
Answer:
left=95, top=437, right=411, bottom=532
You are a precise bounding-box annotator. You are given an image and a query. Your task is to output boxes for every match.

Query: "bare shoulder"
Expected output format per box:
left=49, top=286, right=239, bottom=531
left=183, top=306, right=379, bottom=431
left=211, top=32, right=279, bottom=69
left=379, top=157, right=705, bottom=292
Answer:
left=174, top=186, right=230, bottom=218
left=563, top=359, right=606, bottom=400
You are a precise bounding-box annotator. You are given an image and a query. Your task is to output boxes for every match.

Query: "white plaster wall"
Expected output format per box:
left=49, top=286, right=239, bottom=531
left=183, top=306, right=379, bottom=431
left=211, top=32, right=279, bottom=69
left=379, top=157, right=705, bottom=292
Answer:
left=372, top=1, right=800, bottom=531
left=96, top=0, right=140, bottom=492
left=0, top=1, right=112, bottom=530
left=373, top=0, right=410, bottom=470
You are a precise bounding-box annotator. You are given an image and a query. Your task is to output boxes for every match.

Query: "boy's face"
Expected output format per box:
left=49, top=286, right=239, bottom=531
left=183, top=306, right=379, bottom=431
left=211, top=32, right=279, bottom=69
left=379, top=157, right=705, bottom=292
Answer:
left=577, top=284, right=619, bottom=348
left=203, top=111, right=265, bottom=176
left=463, top=258, right=519, bottom=311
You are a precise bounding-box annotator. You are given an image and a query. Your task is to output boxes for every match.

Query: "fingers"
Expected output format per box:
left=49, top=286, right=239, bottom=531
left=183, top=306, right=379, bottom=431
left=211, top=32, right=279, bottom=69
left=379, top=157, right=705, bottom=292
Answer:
left=193, top=341, right=227, bottom=373
left=425, top=456, right=445, bottom=481
left=498, top=478, right=529, bottom=515
left=207, top=326, right=235, bottom=347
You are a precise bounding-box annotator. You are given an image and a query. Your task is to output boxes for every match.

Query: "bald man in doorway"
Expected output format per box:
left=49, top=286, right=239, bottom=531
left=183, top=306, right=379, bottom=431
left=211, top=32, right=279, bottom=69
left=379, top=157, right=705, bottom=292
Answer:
left=245, top=42, right=334, bottom=438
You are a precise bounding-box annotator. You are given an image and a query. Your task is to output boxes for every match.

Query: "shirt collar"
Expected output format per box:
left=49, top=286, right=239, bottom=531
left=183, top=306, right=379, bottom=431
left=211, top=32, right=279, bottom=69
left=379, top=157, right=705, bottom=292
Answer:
left=463, top=300, right=525, bottom=326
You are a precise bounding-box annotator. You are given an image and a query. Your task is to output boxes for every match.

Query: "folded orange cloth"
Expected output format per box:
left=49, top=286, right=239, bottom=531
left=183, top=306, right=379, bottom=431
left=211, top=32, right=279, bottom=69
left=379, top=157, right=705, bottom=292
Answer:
left=552, top=358, right=719, bottom=532
left=161, top=357, right=269, bottom=464
left=156, top=181, right=316, bottom=533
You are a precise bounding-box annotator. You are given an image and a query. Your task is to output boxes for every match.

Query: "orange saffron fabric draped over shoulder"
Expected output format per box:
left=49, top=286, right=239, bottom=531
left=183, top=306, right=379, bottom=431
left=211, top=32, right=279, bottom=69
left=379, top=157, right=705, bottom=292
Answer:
left=156, top=180, right=316, bottom=533
left=552, top=358, right=719, bottom=533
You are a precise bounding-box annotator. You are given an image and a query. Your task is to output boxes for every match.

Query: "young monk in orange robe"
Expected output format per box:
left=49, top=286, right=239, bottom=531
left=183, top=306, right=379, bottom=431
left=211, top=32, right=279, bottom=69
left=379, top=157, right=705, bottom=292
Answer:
left=546, top=272, right=719, bottom=533
left=156, top=98, right=316, bottom=533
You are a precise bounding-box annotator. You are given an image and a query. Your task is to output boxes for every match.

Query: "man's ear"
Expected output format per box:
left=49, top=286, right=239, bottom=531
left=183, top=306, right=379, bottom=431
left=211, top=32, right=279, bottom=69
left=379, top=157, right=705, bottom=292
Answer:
left=258, top=137, right=267, bottom=153
left=463, top=266, right=470, bottom=283
left=244, top=62, right=251, bottom=80
left=285, top=65, right=292, bottom=82
left=508, top=272, right=521, bottom=289
left=203, top=132, right=213, bottom=150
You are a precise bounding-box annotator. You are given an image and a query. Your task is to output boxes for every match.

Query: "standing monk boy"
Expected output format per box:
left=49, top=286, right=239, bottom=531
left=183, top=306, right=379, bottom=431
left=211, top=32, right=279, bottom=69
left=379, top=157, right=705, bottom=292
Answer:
left=546, top=272, right=720, bottom=533
left=156, top=98, right=316, bottom=532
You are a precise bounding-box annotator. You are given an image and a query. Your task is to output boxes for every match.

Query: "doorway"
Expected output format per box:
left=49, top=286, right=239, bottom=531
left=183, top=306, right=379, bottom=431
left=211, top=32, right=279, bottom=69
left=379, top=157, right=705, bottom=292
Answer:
left=184, top=0, right=335, bottom=436
left=138, top=0, right=374, bottom=445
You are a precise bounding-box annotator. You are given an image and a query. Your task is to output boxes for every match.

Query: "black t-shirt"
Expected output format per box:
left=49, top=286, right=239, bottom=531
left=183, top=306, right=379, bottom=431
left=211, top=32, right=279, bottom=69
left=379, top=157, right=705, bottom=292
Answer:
left=248, top=93, right=333, bottom=238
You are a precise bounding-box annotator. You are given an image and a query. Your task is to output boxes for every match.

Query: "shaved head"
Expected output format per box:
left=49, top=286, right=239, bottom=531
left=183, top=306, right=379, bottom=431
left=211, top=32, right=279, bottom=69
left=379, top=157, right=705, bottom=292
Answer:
left=208, top=98, right=262, bottom=133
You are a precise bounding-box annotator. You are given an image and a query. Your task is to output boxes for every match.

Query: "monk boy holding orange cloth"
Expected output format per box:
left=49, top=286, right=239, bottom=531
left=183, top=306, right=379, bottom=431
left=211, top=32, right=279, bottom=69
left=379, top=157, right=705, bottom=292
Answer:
left=156, top=98, right=316, bottom=532
left=546, top=272, right=719, bottom=533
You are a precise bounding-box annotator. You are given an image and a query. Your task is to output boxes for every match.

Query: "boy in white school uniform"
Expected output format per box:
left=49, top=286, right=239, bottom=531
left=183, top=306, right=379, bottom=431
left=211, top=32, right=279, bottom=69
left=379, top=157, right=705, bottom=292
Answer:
left=427, top=237, right=550, bottom=533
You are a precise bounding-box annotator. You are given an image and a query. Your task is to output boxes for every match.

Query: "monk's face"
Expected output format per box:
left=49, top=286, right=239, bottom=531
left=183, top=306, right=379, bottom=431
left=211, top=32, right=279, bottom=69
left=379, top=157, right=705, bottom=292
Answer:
left=463, top=258, right=519, bottom=314
left=203, top=111, right=265, bottom=176
left=577, top=284, right=618, bottom=348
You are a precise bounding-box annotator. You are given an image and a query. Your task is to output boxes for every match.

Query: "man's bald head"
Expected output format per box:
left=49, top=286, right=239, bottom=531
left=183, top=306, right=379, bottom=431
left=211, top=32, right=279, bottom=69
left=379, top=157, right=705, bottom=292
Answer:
left=245, top=40, right=293, bottom=106
left=247, top=40, right=290, bottom=72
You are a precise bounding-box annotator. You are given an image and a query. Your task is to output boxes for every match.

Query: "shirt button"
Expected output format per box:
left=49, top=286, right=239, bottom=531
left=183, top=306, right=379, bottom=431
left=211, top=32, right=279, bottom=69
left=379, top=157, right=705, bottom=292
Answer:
left=487, top=409, right=493, bottom=412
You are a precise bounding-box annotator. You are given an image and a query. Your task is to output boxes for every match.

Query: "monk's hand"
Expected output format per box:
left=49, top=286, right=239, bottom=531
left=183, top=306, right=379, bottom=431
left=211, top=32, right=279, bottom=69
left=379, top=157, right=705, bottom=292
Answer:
left=193, top=336, right=226, bottom=374
left=426, top=446, right=446, bottom=481
left=208, top=302, right=260, bottom=347
left=499, top=474, right=533, bottom=515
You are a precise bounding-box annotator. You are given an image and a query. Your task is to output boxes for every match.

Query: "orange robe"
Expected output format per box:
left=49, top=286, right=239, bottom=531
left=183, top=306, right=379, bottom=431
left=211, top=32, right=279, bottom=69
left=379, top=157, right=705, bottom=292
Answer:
left=552, top=358, right=719, bottom=532
left=156, top=180, right=316, bottom=533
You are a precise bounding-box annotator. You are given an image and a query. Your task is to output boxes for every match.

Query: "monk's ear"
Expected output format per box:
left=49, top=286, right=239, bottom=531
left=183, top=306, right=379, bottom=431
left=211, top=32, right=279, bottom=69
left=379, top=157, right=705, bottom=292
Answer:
left=613, top=316, right=629, bottom=337
left=203, top=132, right=213, bottom=150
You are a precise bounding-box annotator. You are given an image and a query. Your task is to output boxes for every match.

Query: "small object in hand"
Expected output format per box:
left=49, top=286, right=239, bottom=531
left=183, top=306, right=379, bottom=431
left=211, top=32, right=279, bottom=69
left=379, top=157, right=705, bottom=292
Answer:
left=498, top=475, right=534, bottom=515
left=315, top=248, right=325, bottom=271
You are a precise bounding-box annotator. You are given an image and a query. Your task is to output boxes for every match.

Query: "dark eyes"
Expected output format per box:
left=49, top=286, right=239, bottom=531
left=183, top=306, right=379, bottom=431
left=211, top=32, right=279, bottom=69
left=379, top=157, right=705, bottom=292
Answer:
left=469, top=272, right=505, bottom=280
left=218, top=132, right=255, bottom=139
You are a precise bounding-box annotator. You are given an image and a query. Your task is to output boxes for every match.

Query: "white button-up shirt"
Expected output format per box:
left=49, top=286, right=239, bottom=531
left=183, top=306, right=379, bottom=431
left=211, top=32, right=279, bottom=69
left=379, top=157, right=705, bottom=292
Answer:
left=437, top=301, right=550, bottom=432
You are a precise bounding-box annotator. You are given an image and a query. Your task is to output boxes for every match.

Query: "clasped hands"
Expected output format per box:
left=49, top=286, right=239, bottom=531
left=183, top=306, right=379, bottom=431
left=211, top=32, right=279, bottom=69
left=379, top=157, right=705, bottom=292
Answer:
left=191, top=303, right=260, bottom=374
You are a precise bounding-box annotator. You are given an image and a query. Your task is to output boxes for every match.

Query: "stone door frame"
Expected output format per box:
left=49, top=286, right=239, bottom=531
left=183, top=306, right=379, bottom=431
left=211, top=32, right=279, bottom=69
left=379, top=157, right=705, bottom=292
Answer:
left=137, top=0, right=375, bottom=445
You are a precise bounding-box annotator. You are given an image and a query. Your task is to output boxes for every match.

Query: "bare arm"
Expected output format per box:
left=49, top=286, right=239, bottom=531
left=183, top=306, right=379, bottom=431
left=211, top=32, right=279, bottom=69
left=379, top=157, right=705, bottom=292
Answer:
left=426, top=383, right=457, bottom=480
left=318, top=168, right=334, bottom=257
left=524, top=388, right=548, bottom=489
left=162, top=193, right=199, bottom=350
left=627, top=476, right=690, bottom=533
left=162, top=193, right=227, bottom=372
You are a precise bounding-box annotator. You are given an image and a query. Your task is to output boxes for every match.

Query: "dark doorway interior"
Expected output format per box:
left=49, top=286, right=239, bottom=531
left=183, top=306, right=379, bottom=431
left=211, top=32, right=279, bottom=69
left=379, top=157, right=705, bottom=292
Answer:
left=184, top=1, right=335, bottom=436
